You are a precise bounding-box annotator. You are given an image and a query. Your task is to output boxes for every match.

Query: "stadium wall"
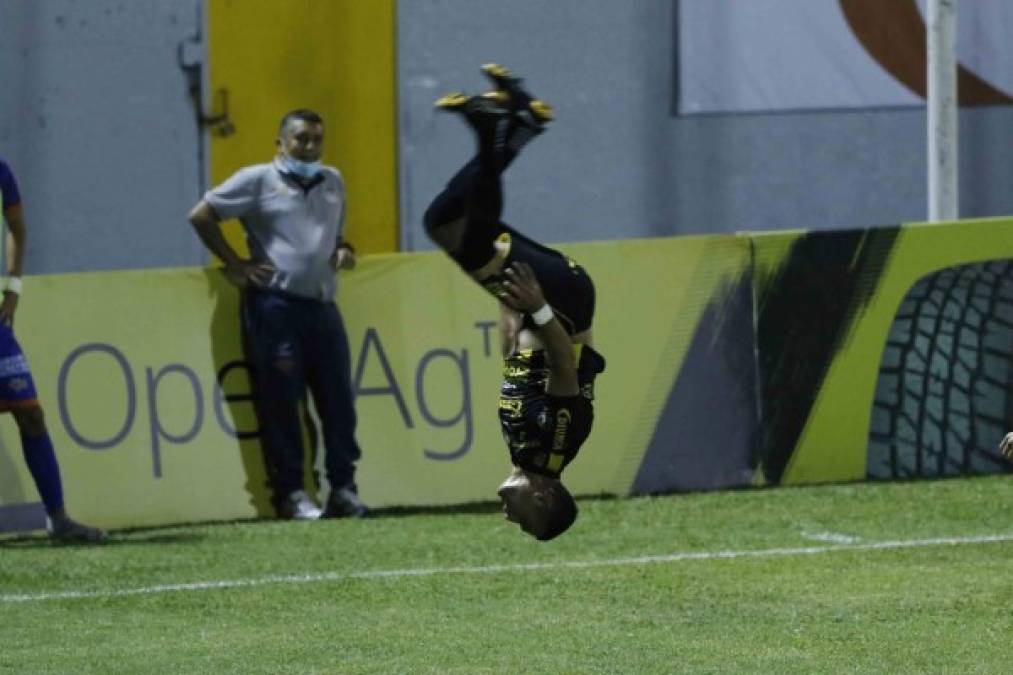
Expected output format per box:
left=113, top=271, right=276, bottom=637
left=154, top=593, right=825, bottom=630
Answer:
left=2, top=217, right=1011, bottom=532
left=398, top=0, right=1013, bottom=249
left=0, top=0, right=207, bottom=274
left=2, top=0, right=1011, bottom=274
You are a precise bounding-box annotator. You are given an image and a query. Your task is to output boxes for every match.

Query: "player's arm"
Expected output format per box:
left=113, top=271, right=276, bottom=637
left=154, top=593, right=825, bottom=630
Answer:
left=1, top=202, right=25, bottom=326
left=188, top=200, right=274, bottom=287
left=501, top=262, right=579, bottom=397
left=4, top=203, right=25, bottom=278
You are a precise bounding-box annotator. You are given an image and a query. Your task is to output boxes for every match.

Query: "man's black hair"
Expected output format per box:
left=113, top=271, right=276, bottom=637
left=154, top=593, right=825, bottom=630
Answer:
left=279, top=109, right=324, bottom=135
left=536, top=482, right=578, bottom=541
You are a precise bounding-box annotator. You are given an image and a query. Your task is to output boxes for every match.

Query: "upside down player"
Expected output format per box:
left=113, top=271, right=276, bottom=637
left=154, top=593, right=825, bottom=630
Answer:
left=424, top=65, right=605, bottom=541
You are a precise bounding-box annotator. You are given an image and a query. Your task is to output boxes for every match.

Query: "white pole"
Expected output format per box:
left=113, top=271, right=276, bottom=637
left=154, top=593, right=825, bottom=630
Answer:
left=927, top=0, right=958, bottom=221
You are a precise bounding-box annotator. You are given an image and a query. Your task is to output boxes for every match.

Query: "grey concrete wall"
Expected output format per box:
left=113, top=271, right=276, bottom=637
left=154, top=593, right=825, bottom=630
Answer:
left=3, top=0, right=1010, bottom=271
left=0, top=0, right=206, bottom=274
left=398, top=0, right=1013, bottom=250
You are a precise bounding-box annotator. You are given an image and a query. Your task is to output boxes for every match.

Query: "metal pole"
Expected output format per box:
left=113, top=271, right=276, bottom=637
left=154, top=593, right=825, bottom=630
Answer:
left=927, top=0, right=958, bottom=221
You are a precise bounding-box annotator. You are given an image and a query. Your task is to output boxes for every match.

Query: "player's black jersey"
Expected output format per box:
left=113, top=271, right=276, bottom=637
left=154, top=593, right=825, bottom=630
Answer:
left=498, top=344, right=606, bottom=477
left=480, top=225, right=596, bottom=336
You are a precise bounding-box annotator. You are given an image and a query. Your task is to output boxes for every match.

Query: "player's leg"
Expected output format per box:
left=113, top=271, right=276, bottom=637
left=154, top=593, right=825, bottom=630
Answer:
left=241, top=291, right=319, bottom=519
left=425, top=65, right=551, bottom=264
left=424, top=93, right=509, bottom=270
left=10, top=404, right=106, bottom=542
left=0, top=324, right=105, bottom=542
left=0, top=345, right=105, bottom=541
left=302, top=302, right=367, bottom=518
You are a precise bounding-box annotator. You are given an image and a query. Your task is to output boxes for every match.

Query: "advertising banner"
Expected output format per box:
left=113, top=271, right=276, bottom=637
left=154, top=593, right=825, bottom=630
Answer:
left=0, top=237, right=752, bottom=530
left=3, top=219, right=1011, bottom=532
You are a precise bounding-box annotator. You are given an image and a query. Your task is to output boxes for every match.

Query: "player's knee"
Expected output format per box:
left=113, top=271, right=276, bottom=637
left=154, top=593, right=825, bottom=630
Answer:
left=422, top=198, right=448, bottom=233
left=272, top=357, right=297, bottom=375
left=13, top=405, right=47, bottom=437
left=423, top=208, right=465, bottom=252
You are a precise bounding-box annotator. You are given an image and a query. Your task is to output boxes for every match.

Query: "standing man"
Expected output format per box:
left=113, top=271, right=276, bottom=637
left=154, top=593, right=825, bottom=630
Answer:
left=188, top=109, right=367, bottom=520
left=424, top=66, right=606, bottom=541
left=0, top=157, right=106, bottom=542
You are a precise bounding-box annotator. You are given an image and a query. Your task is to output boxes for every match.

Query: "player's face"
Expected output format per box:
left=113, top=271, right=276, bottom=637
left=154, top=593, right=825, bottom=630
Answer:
left=277, top=120, right=325, bottom=162
left=497, top=469, right=550, bottom=538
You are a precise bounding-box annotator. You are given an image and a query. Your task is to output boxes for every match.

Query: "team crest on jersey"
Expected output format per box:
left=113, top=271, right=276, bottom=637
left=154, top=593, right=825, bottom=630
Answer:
left=7, top=377, right=29, bottom=393
left=0, top=354, right=30, bottom=378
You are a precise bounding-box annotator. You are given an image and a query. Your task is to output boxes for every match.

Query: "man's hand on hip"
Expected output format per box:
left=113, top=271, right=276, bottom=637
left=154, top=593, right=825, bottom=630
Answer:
left=224, top=260, right=276, bottom=289
left=331, top=247, right=356, bottom=271
left=999, top=432, right=1013, bottom=461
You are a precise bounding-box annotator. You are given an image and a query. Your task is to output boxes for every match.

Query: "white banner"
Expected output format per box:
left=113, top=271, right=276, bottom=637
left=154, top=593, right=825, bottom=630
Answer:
left=678, top=0, right=1013, bottom=114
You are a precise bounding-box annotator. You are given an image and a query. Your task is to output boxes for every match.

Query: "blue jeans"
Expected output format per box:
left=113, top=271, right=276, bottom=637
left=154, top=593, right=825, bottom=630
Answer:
left=241, top=290, right=361, bottom=498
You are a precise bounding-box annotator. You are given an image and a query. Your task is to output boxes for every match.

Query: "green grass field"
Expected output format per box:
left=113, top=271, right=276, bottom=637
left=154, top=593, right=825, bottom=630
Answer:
left=2, top=476, right=1012, bottom=674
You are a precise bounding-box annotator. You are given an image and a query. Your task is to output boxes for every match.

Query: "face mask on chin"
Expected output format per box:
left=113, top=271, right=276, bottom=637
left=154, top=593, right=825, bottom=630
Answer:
left=282, top=154, right=322, bottom=179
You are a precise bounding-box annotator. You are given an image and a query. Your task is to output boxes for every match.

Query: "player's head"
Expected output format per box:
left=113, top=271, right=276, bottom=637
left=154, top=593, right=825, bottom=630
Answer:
left=497, top=468, right=578, bottom=541
left=276, top=109, right=325, bottom=162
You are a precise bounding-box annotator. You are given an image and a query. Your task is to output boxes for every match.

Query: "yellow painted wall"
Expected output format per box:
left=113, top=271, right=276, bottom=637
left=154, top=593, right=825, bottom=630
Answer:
left=207, top=0, right=397, bottom=255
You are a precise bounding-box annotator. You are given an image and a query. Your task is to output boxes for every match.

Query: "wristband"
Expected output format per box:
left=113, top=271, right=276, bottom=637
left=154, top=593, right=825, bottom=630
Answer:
left=4, top=277, right=21, bottom=295
left=531, top=304, right=554, bottom=327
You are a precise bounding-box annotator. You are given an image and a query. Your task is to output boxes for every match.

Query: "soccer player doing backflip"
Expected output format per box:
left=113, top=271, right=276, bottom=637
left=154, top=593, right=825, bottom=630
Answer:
left=425, top=65, right=605, bottom=541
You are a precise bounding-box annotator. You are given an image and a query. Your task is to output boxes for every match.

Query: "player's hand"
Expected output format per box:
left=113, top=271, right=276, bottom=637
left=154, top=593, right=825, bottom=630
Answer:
left=0, top=291, right=18, bottom=328
left=501, top=262, right=547, bottom=313
left=999, top=432, right=1013, bottom=461
left=223, top=260, right=276, bottom=289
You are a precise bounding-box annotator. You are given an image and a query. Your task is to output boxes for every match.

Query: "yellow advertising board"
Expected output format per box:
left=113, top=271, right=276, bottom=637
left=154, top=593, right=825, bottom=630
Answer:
left=5, top=218, right=1010, bottom=532
left=1, top=236, right=747, bottom=530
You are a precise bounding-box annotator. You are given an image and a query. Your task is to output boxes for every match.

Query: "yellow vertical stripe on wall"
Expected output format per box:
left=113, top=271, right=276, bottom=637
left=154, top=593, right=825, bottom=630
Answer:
left=207, top=0, right=397, bottom=256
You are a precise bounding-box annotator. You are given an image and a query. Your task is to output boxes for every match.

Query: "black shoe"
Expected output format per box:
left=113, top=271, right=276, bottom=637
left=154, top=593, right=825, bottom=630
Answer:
left=436, top=91, right=510, bottom=129
left=480, top=63, right=555, bottom=126
left=435, top=91, right=511, bottom=158
left=48, top=516, right=108, bottom=544
left=480, top=64, right=552, bottom=159
left=322, top=485, right=368, bottom=519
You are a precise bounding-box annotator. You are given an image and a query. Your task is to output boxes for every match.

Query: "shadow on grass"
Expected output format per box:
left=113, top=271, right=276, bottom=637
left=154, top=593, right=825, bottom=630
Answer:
left=0, top=530, right=208, bottom=549
left=628, top=471, right=1013, bottom=501
left=366, top=493, right=622, bottom=519
left=0, top=493, right=628, bottom=543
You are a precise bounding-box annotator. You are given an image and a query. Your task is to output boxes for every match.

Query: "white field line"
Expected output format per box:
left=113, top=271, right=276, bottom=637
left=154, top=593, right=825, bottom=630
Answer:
left=801, top=531, right=862, bottom=544
left=2, top=533, right=1011, bottom=604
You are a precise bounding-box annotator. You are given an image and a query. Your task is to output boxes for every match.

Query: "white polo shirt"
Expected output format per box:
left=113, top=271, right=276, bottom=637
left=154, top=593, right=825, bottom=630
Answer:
left=204, top=157, right=346, bottom=301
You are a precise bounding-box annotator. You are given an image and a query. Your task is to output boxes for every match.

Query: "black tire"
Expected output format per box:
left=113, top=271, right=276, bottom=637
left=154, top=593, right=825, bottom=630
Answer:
left=868, top=260, right=1013, bottom=479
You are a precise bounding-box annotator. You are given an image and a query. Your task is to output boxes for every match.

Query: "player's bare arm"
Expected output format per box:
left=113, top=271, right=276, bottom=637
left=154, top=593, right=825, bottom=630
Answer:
left=501, top=262, right=579, bottom=397
left=1, top=202, right=25, bottom=326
